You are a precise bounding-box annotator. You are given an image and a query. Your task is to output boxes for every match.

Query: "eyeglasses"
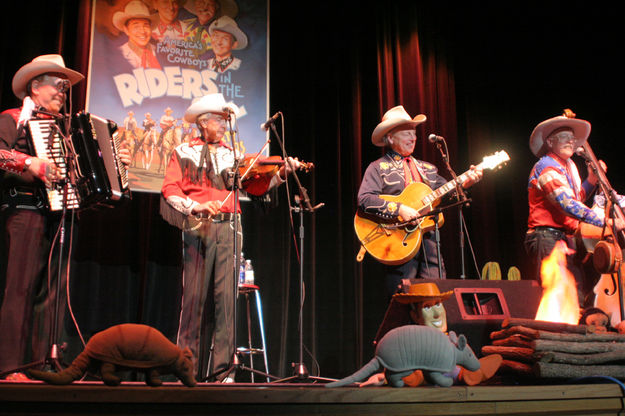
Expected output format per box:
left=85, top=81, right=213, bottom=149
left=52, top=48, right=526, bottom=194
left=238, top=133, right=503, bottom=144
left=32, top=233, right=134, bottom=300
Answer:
left=40, top=76, right=70, bottom=93
left=550, top=133, right=576, bottom=144
left=197, top=113, right=227, bottom=124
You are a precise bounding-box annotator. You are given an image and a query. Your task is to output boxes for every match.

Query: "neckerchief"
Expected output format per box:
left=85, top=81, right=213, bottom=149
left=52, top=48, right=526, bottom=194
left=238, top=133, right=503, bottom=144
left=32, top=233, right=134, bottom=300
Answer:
left=212, top=56, right=233, bottom=72
left=157, top=20, right=183, bottom=36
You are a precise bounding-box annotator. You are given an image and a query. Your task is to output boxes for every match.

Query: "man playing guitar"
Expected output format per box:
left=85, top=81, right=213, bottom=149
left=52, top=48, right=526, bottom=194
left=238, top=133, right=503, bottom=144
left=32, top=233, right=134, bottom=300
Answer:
left=356, top=106, right=482, bottom=297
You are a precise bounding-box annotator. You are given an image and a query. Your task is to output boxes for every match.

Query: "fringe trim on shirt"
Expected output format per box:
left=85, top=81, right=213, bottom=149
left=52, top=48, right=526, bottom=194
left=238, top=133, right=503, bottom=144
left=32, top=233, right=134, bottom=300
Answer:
left=159, top=195, right=186, bottom=230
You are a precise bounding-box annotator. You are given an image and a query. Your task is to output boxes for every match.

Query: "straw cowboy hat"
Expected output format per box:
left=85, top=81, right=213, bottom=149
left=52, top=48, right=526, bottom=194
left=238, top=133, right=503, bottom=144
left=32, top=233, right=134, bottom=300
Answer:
left=112, top=0, right=158, bottom=32
left=392, top=282, right=453, bottom=305
left=371, top=105, right=427, bottom=146
left=184, top=93, right=239, bottom=123
left=185, top=0, right=238, bottom=19
left=12, top=54, right=84, bottom=100
left=529, top=115, right=591, bottom=157
left=208, top=16, right=248, bottom=50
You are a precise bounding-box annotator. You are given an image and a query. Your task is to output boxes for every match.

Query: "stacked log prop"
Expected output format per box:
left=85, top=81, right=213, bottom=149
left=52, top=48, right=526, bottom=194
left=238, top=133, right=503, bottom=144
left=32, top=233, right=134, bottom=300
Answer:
left=481, top=318, right=625, bottom=379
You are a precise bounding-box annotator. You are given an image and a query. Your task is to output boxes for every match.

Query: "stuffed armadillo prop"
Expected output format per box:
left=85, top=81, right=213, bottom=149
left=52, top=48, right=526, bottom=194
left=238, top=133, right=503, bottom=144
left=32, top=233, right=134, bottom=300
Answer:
left=326, top=325, right=480, bottom=387
left=28, top=324, right=196, bottom=387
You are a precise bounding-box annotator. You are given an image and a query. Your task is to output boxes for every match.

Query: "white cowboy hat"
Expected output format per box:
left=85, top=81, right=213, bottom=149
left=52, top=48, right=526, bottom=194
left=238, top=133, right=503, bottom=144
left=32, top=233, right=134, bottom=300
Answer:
left=208, top=16, right=248, bottom=50
left=184, top=93, right=239, bottom=123
left=113, top=0, right=158, bottom=32
left=185, top=0, right=238, bottom=19
left=529, top=115, right=591, bottom=157
left=371, top=105, right=427, bottom=146
left=12, top=54, right=84, bottom=100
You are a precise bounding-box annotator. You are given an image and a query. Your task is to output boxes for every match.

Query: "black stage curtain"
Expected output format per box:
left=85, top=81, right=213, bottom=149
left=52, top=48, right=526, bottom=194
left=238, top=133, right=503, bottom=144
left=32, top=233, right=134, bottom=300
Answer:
left=2, top=1, right=625, bottom=379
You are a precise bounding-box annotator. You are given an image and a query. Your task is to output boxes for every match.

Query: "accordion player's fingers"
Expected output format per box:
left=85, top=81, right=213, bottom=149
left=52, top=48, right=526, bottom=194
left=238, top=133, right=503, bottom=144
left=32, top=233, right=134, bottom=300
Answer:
left=118, top=147, right=132, bottom=166
left=26, top=157, right=52, bottom=187
left=41, top=161, right=63, bottom=188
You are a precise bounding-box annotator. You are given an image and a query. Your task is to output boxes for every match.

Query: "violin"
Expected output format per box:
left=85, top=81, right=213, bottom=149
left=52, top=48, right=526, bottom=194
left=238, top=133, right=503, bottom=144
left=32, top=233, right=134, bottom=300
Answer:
left=238, top=155, right=313, bottom=196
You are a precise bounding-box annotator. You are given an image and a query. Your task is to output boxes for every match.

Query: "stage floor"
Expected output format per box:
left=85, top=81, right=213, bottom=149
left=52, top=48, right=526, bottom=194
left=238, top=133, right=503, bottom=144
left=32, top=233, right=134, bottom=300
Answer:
left=1, top=379, right=624, bottom=416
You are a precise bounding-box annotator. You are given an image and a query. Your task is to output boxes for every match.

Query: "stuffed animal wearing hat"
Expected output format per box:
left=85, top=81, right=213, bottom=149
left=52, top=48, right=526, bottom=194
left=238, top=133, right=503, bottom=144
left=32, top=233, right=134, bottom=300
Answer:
left=362, top=282, right=502, bottom=387
left=326, top=325, right=480, bottom=387
left=28, top=324, right=196, bottom=387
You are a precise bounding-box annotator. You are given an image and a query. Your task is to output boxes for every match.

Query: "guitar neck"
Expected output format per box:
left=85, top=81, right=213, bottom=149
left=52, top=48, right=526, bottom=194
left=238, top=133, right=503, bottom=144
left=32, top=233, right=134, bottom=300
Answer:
left=419, top=162, right=484, bottom=208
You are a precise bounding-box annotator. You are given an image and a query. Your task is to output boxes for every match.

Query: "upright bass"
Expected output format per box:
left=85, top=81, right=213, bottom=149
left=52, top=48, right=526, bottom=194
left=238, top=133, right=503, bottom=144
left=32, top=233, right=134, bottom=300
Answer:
left=566, top=107, right=625, bottom=323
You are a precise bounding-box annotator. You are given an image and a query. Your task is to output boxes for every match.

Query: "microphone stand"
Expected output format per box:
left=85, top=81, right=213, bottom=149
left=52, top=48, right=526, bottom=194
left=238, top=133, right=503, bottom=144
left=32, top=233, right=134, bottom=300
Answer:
left=432, top=138, right=471, bottom=279
left=263, top=119, right=332, bottom=383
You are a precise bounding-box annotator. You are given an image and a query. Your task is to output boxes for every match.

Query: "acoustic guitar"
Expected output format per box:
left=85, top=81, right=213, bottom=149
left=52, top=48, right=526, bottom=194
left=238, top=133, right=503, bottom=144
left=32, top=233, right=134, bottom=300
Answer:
left=354, top=150, right=510, bottom=265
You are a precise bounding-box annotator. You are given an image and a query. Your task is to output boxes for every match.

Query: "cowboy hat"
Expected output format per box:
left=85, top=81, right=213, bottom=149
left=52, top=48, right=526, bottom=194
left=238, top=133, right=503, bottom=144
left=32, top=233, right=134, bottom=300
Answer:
left=12, top=54, right=84, bottom=100
left=529, top=115, right=591, bottom=157
left=393, top=282, right=453, bottom=305
left=184, top=93, right=239, bottom=123
left=208, top=16, right=248, bottom=50
left=112, top=0, right=158, bottom=32
left=371, top=105, right=427, bottom=146
left=185, top=0, right=238, bottom=20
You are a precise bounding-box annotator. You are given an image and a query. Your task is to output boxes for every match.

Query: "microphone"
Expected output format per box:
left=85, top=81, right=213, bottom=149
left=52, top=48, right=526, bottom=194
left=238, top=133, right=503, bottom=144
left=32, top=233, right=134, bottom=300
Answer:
left=222, top=106, right=234, bottom=113
left=260, top=112, right=280, bottom=130
left=428, top=134, right=445, bottom=144
left=575, top=147, right=589, bottom=160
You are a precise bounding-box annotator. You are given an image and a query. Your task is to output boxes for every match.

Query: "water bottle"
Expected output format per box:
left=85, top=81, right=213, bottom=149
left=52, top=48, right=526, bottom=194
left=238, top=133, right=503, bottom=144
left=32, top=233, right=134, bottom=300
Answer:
left=239, top=254, right=246, bottom=284
left=244, top=259, right=254, bottom=284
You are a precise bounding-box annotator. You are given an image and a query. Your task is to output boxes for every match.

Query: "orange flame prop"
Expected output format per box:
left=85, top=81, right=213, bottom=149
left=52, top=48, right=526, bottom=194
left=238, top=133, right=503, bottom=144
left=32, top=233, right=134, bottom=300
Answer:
left=534, top=241, right=580, bottom=324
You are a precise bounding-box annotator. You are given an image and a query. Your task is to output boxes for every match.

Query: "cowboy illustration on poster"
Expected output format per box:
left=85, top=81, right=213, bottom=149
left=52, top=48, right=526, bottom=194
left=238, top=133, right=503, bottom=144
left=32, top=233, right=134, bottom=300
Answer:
left=86, top=0, right=267, bottom=192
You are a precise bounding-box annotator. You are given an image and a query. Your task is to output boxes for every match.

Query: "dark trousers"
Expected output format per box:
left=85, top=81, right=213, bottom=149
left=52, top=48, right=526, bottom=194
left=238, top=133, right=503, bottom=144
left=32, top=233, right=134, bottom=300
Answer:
left=524, top=227, right=588, bottom=306
left=177, top=219, right=241, bottom=380
left=0, top=208, right=67, bottom=372
left=386, top=234, right=446, bottom=297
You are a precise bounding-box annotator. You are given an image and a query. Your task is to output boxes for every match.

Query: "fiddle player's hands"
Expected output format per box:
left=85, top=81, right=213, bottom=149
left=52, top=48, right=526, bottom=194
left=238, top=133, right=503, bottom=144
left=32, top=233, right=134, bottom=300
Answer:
left=587, top=160, right=607, bottom=186
left=462, top=165, right=483, bottom=188
left=192, top=200, right=222, bottom=217
left=23, top=157, right=63, bottom=188
left=279, top=156, right=299, bottom=180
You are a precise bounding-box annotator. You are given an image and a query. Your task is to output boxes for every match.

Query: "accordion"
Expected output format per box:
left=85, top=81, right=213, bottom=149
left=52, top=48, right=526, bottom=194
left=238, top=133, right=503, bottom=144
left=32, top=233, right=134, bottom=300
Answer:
left=26, top=112, right=129, bottom=211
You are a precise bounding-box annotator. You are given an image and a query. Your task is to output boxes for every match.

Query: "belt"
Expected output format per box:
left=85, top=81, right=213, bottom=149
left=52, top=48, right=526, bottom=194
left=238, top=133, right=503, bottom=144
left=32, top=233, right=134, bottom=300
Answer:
left=0, top=186, right=45, bottom=211
left=527, top=226, right=566, bottom=235
left=212, top=212, right=240, bottom=222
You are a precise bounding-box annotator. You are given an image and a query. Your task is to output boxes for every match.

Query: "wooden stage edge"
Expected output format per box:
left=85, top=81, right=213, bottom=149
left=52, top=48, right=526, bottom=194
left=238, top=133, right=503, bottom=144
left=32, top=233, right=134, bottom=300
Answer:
left=1, top=380, right=625, bottom=416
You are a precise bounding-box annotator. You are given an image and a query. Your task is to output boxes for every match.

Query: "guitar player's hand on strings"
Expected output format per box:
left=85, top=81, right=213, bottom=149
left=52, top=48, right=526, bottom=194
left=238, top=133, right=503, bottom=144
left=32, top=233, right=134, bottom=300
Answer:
left=398, top=203, right=419, bottom=223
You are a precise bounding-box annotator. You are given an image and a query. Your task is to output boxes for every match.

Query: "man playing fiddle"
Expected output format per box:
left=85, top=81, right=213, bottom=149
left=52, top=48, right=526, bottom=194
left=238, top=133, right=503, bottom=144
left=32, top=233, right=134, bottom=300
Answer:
left=160, top=93, right=297, bottom=381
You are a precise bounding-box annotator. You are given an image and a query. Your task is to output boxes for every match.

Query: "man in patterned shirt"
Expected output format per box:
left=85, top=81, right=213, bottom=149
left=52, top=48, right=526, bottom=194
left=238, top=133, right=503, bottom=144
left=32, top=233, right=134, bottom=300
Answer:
left=357, top=106, right=482, bottom=297
left=525, top=113, right=625, bottom=304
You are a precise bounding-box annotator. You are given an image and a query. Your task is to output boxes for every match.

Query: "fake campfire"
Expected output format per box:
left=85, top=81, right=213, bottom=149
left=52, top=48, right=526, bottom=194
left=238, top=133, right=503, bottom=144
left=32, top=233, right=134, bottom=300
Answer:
left=481, top=241, right=625, bottom=379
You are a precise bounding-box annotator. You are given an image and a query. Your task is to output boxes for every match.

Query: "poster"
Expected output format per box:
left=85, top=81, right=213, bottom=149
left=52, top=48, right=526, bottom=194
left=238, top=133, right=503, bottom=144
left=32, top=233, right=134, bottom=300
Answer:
left=86, top=0, right=268, bottom=192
